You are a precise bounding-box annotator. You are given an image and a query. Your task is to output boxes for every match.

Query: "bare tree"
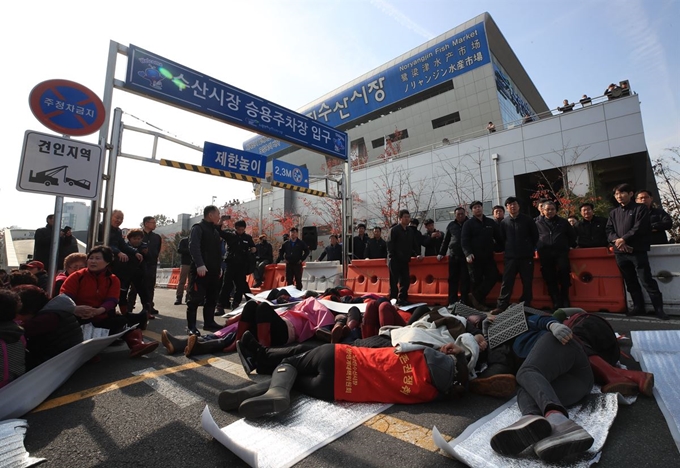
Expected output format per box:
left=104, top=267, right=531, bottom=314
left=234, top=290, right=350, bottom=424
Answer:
left=436, top=146, right=495, bottom=206
left=653, top=146, right=680, bottom=241
left=366, top=163, right=436, bottom=229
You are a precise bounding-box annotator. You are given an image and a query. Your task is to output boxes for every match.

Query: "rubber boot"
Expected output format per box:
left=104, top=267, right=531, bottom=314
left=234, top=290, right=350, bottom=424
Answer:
left=218, top=381, right=270, bottom=411
left=161, top=330, right=188, bottom=355
left=608, top=365, right=654, bottom=397
left=257, top=322, right=272, bottom=348
left=588, top=355, right=638, bottom=396
left=123, top=329, right=159, bottom=358
left=330, top=323, right=350, bottom=343
left=239, top=363, right=298, bottom=418
left=184, top=335, right=232, bottom=357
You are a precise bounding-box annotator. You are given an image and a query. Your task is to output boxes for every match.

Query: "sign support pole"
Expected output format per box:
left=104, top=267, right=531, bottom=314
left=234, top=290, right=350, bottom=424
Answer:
left=101, top=108, right=123, bottom=246
left=88, top=40, right=120, bottom=249
left=342, top=161, right=352, bottom=282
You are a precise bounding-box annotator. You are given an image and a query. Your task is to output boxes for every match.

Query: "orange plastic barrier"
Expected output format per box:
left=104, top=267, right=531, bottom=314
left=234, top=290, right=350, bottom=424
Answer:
left=346, top=259, right=391, bottom=296
left=488, top=248, right=626, bottom=313
left=347, top=248, right=626, bottom=313
left=167, top=268, right=180, bottom=289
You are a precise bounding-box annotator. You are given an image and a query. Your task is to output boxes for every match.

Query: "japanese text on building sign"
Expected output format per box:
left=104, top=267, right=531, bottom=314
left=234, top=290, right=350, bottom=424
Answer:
left=243, top=22, right=490, bottom=157
left=125, top=45, right=347, bottom=161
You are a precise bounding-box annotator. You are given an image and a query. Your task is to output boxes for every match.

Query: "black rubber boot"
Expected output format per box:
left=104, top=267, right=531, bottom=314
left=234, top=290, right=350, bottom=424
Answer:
left=161, top=330, right=188, bottom=355
left=218, top=381, right=270, bottom=411
left=185, top=335, right=232, bottom=356
left=239, top=364, right=298, bottom=418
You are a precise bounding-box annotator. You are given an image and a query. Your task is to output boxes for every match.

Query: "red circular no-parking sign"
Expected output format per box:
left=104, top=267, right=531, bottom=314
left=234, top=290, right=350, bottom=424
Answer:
left=29, top=79, right=106, bottom=136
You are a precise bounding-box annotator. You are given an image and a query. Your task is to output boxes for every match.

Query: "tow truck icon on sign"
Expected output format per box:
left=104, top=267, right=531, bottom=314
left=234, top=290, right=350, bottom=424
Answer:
left=28, top=165, right=91, bottom=189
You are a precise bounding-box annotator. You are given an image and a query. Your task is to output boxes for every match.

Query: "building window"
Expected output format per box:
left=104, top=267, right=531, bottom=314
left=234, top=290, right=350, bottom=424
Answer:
left=371, top=129, right=409, bottom=149
left=431, top=112, right=461, bottom=129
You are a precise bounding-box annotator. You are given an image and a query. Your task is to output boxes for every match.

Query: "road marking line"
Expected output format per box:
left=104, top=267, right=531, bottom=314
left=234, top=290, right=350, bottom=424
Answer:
left=144, top=330, right=162, bottom=342
left=31, top=357, right=219, bottom=413
left=363, top=414, right=452, bottom=453
left=132, top=367, right=203, bottom=408
left=29, top=351, right=453, bottom=456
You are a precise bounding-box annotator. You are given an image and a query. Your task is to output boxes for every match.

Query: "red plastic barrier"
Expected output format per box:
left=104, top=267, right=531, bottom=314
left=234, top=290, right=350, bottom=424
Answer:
left=405, top=257, right=449, bottom=305
left=346, top=259, right=390, bottom=296
left=347, top=248, right=626, bottom=312
left=167, top=268, right=180, bottom=290
left=487, top=248, right=626, bottom=312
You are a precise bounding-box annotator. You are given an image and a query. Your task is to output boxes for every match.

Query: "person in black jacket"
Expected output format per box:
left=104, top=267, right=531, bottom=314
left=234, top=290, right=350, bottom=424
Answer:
left=491, top=197, right=539, bottom=314
left=185, top=206, right=227, bottom=335
left=366, top=227, right=388, bottom=259
left=607, top=184, right=668, bottom=320
left=352, top=224, right=369, bottom=261
left=140, top=216, right=162, bottom=314
left=98, top=210, right=141, bottom=264
left=575, top=203, right=608, bottom=248
left=175, top=236, right=191, bottom=305
left=317, top=235, right=343, bottom=263
left=438, top=207, right=470, bottom=306
left=635, top=190, right=672, bottom=245
left=423, top=219, right=443, bottom=256
left=535, top=201, right=576, bottom=309
left=461, top=201, right=503, bottom=311
left=33, top=214, right=55, bottom=271
left=57, top=226, right=79, bottom=270
left=278, top=227, right=310, bottom=290
left=218, top=220, right=257, bottom=310
left=388, top=210, right=423, bottom=305
left=252, top=235, right=274, bottom=288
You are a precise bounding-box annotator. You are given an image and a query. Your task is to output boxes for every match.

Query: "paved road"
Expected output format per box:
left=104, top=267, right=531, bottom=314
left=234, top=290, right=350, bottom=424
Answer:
left=22, top=289, right=680, bottom=467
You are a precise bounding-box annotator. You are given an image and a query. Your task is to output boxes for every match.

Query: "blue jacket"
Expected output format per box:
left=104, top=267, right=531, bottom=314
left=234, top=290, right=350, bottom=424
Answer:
left=512, top=314, right=558, bottom=358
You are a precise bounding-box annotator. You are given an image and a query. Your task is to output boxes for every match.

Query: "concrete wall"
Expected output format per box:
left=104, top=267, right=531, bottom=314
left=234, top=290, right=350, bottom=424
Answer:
left=235, top=94, right=647, bottom=234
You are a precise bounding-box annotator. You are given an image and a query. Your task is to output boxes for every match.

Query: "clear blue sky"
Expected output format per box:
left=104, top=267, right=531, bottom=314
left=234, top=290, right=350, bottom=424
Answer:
left=1, top=0, right=678, bottom=229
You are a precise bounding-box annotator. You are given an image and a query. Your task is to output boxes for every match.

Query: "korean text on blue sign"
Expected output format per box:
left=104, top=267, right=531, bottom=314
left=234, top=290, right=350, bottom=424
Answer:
left=244, top=22, right=490, bottom=157
left=125, top=45, right=348, bottom=161
left=272, top=160, right=309, bottom=189
left=202, top=141, right=267, bottom=179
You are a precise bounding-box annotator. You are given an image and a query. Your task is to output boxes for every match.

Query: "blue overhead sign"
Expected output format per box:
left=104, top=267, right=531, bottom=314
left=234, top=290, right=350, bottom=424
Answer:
left=125, top=45, right=348, bottom=161
left=272, top=160, right=309, bottom=189
left=244, top=22, right=490, bottom=157
left=202, top=141, right=266, bottom=179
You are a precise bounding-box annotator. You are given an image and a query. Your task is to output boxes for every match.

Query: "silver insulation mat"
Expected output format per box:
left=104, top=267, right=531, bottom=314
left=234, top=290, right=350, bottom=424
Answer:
left=487, top=303, right=528, bottom=349
left=451, top=302, right=486, bottom=318
left=0, top=420, right=44, bottom=468
left=202, top=398, right=391, bottom=468
left=0, top=329, right=130, bottom=421
left=433, top=393, right=619, bottom=468
left=631, top=330, right=680, bottom=451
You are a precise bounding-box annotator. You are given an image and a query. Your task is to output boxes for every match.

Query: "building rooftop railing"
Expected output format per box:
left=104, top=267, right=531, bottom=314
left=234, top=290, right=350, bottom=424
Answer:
left=351, top=82, right=634, bottom=172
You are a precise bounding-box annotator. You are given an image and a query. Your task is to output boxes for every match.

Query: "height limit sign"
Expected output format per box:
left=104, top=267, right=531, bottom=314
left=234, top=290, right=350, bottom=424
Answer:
left=16, top=130, right=103, bottom=200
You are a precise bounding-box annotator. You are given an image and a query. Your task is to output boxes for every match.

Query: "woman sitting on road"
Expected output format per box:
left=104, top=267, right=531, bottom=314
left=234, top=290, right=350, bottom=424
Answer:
left=60, top=246, right=157, bottom=358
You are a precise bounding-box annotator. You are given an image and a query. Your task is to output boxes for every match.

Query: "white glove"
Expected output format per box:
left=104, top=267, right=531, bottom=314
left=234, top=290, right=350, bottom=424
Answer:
left=197, top=265, right=208, bottom=277
left=466, top=254, right=475, bottom=263
left=437, top=255, right=443, bottom=261
left=549, top=322, right=572, bottom=344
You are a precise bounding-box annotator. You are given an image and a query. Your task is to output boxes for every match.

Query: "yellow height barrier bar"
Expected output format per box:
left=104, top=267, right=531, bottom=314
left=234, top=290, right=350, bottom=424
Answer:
left=271, top=181, right=327, bottom=197
left=160, top=159, right=261, bottom=183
